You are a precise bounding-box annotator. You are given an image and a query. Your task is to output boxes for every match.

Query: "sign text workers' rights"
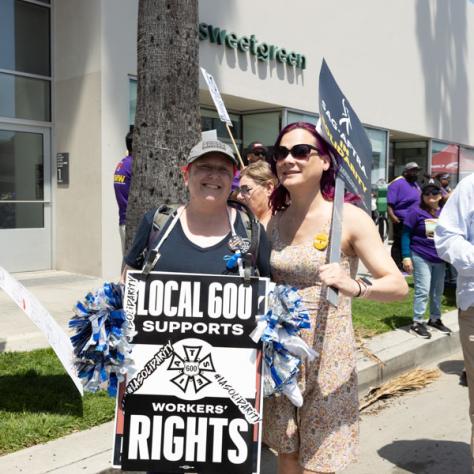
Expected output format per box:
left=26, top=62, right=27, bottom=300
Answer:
left=114, top=271, right=269, bottom=474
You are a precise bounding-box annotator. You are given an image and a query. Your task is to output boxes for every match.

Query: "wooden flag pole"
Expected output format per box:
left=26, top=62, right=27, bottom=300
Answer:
left=225, top=122, right=245, bottom=169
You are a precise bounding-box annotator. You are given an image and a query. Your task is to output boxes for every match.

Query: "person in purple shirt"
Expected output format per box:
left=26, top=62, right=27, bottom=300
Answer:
left=387, top=162, right=422, bottom=269
left=434, top=172, right=453, bottom=206
left=114, top=126, right=134, bottom=254
left=401, top=181, right=450, bottom=338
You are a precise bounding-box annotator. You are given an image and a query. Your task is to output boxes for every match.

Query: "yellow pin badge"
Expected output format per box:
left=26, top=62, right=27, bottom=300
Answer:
left=313, top=233, right=329, bottom=251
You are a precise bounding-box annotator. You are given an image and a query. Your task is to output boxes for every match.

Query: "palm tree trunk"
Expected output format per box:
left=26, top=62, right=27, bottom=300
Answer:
left=125, top=0, right=200, bottom=253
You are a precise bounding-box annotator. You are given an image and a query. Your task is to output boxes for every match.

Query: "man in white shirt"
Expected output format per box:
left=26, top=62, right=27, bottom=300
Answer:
left=435, top=172, right=474, bottom=469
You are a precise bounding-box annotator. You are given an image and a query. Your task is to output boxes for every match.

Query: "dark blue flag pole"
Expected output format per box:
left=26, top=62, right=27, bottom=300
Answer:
left=317, top=59, right=373, bottom=306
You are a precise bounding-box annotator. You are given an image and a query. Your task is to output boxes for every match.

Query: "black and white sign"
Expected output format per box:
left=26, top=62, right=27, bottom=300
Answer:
left=200, top=67, right=233, bottom=126
left=56, top=152, right=69, bottom=185
left=318, top=59, right=372, bottom=212
left=113, top=271, right=269, bottom=474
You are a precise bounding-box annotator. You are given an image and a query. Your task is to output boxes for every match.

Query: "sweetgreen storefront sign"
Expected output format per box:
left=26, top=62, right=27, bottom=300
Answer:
left=199, top=23, right=306, bottom=70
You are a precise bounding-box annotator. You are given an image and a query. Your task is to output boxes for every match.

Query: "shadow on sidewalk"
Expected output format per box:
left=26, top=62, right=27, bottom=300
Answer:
left=378, top=439, right=470, bottom=473
left=0, top=373, right=83, bottom=416
left=438, top=359, right=464, bottom=375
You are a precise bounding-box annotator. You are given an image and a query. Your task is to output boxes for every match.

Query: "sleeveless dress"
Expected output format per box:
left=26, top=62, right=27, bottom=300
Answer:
left=262, top=215, right=359, bottom=472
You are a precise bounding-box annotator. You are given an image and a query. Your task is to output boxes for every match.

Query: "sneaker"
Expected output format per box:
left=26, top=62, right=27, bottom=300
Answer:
left=410, top=322, right=432, bottom=339
left=460, top=370, right=468, bottom=387
left=427, top=319, right=452, bottom=334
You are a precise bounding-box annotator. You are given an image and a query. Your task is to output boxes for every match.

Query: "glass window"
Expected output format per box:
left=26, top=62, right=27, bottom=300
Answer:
left=242, top=112, right=281, bottom=150
left=0, top=202, right=44, bottom=229
left=0, top=0, right=51, bottom=76
left=129, top=77, right=137, bottom=126
left=459, top=146, right=474, bottom=182
left=286, top=110, right=318, bottom=125
left=0, top=72, right=50, bottom=121
left=431, top=140, right=459, bottom=186
left=201, top=108, right=242, bottom=151
left=390, top=141, right=428, bottom=181
left=365, top=127, right=387, bottom=187
left=0, top=130, right=44, bottom=229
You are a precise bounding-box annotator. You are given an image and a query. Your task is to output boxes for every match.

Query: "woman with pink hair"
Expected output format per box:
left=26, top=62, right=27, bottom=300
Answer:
left=263, top=122, right=407, bottom=474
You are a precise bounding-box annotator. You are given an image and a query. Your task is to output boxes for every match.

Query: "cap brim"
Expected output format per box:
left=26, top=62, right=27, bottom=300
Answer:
left=187, top=150, right=237, bottom=166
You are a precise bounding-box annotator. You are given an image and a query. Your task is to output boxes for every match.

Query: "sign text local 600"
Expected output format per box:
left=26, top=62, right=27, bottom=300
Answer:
left=113, top=271, right=269, bottom=473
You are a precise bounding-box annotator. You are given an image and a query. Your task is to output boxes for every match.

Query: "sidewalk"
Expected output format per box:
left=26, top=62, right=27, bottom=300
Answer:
left=0, top=270, right=462, bottom=473
left=0, top=270, right=108, bottom=352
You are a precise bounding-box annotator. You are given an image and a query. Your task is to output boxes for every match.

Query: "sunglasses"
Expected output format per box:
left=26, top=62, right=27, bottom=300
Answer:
left=273, top=144, right=319, bottom=162
left=237, top=185, right=254, bottom=196
left=423, top=190, right=441, bottom=196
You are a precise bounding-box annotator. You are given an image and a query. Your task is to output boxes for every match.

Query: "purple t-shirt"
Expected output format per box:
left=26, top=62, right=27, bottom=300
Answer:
left=231, top=170, right=240, bottom=191
left=113, top=155, right=132, bottom=225
left=387, top=177, right=421, bottom=221
left=404, top=206, right=443, bottom=263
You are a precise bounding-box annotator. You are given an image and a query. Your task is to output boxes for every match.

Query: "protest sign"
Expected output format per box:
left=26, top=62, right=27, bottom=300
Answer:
left=200, top=67, right=244, bottom=168
left=318, top=59, right=373, bottom=212
left=201, top=67, right=232, bottom=126
left=113, top=271, right=269, bottom=474
left=317, top=59, right=373, bottom=305
left=0, top=266, right=83, bottom=395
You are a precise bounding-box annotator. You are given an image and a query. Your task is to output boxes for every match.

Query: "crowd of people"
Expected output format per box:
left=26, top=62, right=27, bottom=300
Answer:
left=113, top=123, right=473, bottom=473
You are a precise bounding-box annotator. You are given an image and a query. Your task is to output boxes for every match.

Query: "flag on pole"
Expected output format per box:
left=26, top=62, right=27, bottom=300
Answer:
left=318, top=59, right=373, bottom=212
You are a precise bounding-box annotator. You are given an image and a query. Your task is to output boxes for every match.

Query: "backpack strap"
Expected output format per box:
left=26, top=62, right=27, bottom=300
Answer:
left=142, top=204, right=180, bottom=275
left=141, top=200, right=261, bottom=279
left=227, top=199, right=261, bottom=279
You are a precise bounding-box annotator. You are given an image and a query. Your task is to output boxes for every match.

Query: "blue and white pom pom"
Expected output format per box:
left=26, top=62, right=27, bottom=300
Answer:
left=69, top=282, right=133, bottom=397
left=250, top=285, right=317, bottom=407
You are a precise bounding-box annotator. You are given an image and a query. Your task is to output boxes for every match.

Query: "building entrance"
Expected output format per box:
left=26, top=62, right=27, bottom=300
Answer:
left=0, top=124, right=51, bottom=271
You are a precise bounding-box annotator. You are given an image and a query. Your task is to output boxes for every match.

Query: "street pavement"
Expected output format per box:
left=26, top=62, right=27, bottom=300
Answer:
left=346, top=352, right=471, bottom=474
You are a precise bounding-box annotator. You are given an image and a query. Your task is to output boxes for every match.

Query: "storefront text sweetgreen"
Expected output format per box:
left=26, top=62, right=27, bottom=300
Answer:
left=199, top=23, right=306, bottom=70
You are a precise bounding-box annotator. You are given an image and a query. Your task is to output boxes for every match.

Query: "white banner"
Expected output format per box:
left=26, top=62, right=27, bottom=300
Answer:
left=0, top=266, right=83, bottom=395
left=200, top=67, right=233, bottom=126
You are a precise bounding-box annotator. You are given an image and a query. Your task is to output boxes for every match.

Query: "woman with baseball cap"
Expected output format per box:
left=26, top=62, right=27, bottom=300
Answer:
left=123, top=134, right=270, bottom=277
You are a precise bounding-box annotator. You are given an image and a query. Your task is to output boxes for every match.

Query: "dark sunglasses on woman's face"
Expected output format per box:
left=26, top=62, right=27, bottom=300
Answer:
left=237, top=185, right=253, bottom=196
left=273, top=144, right=319, bottom=162
left=423, top=190, right=441, bottom=196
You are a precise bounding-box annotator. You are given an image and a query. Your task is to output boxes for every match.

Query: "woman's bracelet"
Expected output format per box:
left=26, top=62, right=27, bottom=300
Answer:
left=354, top=279, right=362, bottom=298
left=354, top=277, right=373, bottom=299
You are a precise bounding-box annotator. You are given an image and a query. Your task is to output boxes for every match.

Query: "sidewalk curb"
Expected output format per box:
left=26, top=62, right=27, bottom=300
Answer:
left=357, top=309, right=460, bottom=395
left=0, top=311, right=461, bottom=474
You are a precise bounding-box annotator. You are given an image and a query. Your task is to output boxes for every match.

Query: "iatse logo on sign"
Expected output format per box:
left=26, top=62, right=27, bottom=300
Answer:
left=168, top=345, right=216, bottom=394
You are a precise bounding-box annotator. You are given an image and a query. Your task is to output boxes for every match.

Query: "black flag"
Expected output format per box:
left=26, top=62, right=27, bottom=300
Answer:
left=318, top=59, right=372, bottom=212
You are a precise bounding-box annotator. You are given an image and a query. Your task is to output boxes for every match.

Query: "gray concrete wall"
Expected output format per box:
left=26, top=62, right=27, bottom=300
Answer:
left=54, top=0, right=102, bottom=275
left=100, top=0, right=138, bottom=279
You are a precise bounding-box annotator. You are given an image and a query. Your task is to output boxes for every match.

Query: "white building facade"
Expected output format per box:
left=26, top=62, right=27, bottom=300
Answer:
left=1, top=0, right=473, bottom=278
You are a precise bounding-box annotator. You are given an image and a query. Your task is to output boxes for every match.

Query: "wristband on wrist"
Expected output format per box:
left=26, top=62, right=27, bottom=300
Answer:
left=354, top=279, right=362, bottom=298
left=356, top=277, right=373, bottom=299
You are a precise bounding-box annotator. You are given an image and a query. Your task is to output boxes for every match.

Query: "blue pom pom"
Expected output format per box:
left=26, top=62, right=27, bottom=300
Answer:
left=69, top=282, right=133, bottom=396
left=257, top=285, right=313, bottom=399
